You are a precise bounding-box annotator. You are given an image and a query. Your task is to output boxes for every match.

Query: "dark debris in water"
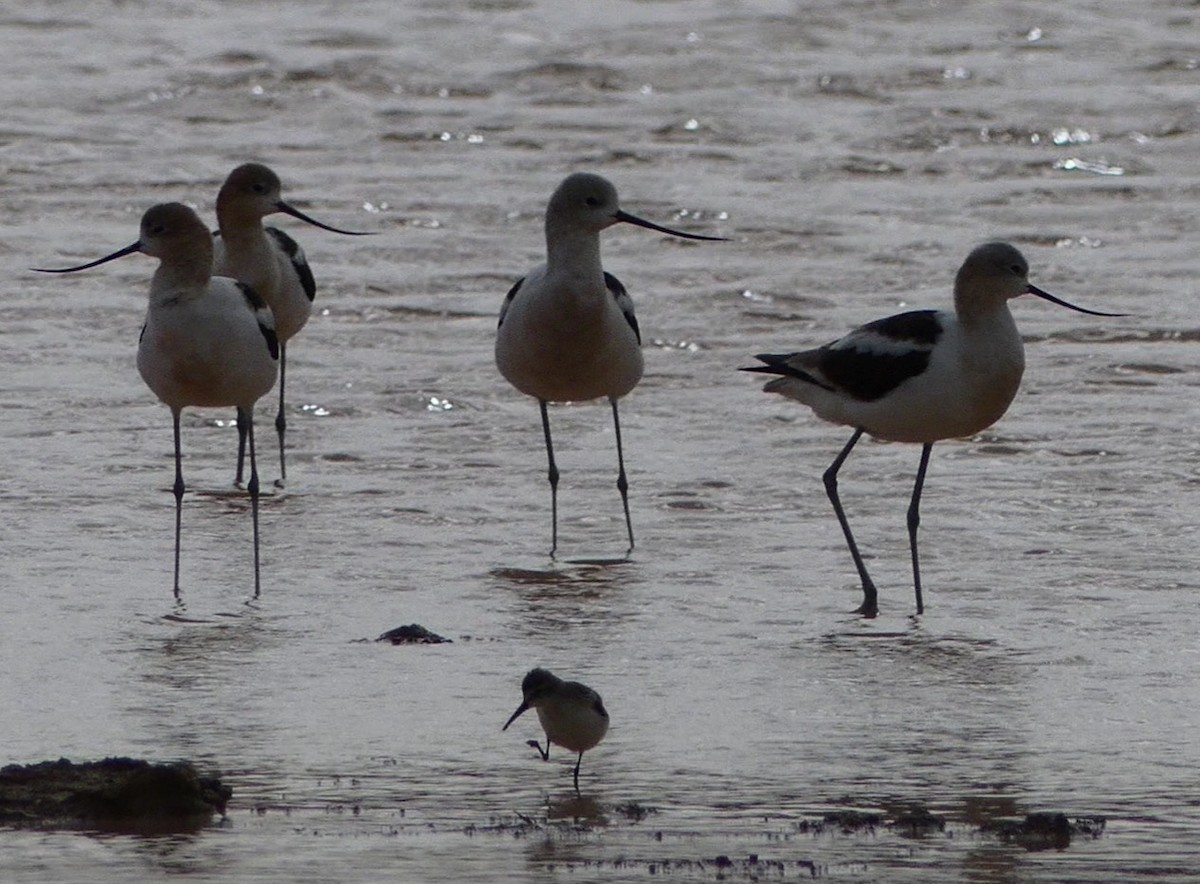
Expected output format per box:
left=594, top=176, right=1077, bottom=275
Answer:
left=550, top=854, right=821, bottom=879
left=982, top=812, right=1106, bottom=851
left=462, top=813, right=553, bottom=838
left=341, top=801, right=1110, bottom=879
left=612, top=800, right=659, bottom=822
left=889, top=806, right=947, bottom=835
left=0, top=757, right=230, bottom=832
left=795, top=809, right=882, bottom=834
left=376, top=623, right=452, bottom=645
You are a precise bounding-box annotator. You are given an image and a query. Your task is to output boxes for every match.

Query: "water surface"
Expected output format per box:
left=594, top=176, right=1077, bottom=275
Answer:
left=3, top=0, right=1200, bottom=880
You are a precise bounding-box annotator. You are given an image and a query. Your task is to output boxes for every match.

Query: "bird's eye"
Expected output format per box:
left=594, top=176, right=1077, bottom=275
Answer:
left=584, top=196, right=600, bottom=207
left=1009, top=264, right=1024, bottom=275
left=252, top=183, right=268, bottom=194
left=149, top=224, right=166, bottom=235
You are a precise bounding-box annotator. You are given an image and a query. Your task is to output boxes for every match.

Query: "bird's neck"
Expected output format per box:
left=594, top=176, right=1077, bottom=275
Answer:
left=149, top=254, right=212, bottom=307
left=217, top=215, right=266, bottom=244
left=215, top=190, right=267, bottom=238
left=954, top=291, right=1013, bottom=330
left=545, top=229, right=604, bottom=285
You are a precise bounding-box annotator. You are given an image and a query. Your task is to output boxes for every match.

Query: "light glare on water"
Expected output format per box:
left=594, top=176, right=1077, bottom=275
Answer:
left=3, top=0, right=1200, bottom=881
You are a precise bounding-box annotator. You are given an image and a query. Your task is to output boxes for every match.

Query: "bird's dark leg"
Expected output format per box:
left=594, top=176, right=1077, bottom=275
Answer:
left=907, top=443, right=933, bottom=616
left=241, top=406, right=263, bottom=599
left=171, top=409, right=185, bottom=600
left=274, top=340, right=287, bottom=488
left=539, top=400, right=559, bottom=557
left=610, top=397, right=634, bottom=556
left=234, top=408, right=248, bottom=488
left=526, top=739, right=550, bottom=761
left=572, top=752, right=583, bottom=795
left=823, top=428, right=878, bottom=617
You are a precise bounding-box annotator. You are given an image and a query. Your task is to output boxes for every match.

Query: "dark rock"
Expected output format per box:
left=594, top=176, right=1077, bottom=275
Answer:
left=890, top=806, right=947, bottom=835
left=982, top=811, right=1105, bottom=851
left=376, top=624, right=452, bottom=644
left=0, top=757, right=231, bottom=832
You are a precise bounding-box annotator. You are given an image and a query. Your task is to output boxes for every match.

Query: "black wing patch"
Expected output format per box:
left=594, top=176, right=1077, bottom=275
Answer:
left=817, top=345, right=931, bottom=402
left=817, top=309, right=942, bottom=400
left=605, top=271, right=640, bottom=345
left=497, top=277, right=524, bottom=328
left=238, top=282, right=280, bottom=360
left=745, top=310, right=942, bottom=403
left=238, top=280, right=268, bottom=311
left=266, top=226, right=316, bottom=302
left=858, top=309, right=943, bottom=345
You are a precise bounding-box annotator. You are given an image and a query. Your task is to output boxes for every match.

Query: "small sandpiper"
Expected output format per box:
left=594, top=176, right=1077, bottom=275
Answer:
left=503, top=667, right=609, bottom=793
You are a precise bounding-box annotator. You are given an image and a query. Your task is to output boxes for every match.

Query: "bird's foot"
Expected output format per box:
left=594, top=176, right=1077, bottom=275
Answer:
left=854, top=592, right=879, bottom=619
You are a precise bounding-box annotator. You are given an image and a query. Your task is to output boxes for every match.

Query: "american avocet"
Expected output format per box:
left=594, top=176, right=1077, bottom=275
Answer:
left=744, top=242, right=1124, bottom=616
left=496, top=171, right=725, bottom=556
left=36, top=203, right=279, bottom=598
left=503, top=667, right=609, bottom=794
left=213, top=162, right=372, bottom=487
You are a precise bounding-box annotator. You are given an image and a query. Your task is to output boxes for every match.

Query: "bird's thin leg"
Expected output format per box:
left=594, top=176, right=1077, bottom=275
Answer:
left=241, top=406, right=263, bottom=599
left=823, top=428, right=878, bottom=616
left=539, top=400, right=559, bottom=557
left=610, top=397, right=634, bottom=556
left=907, top=443, right=933, bottom=616
left=572, top=752, right=583, bottom=795
left=171, top=408, right=185, bottom=599
left=274, top=340, right=287, bottom=488
left=526, top=739, right=550, bottom=761
left=234, top=408, right=248, bottom=488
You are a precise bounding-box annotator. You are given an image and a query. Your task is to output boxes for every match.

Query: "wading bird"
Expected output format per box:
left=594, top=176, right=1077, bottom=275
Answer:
left=36, top=203, right=279, bottom=598
left=503, top=667, right=609, bottom=794
left=744, top=242, right=1124, bottom=616
left=496, top=172, right=725, bottom=556
left=213, top=162, right=372, bottom=486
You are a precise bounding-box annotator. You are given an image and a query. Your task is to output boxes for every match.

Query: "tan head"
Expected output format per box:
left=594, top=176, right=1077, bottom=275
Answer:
left=33, top=202, right=212, bottom=279
left=215, top=162, right=373, bottom=235
left=545, top=171, right=727, bottom=241
left=137, top=203, right=214, bottom=264
left=216, top=163, right=285, bottom=224
left=955, top=241, right=1124, bottom=317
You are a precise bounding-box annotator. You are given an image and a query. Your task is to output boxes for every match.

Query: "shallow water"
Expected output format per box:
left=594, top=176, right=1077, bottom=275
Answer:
left=3, top=0, right=1200, bottom=880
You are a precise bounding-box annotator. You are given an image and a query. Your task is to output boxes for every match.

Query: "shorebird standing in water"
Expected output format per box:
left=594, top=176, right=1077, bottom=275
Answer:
left=495, top=171, right=725, bottom=556
left=503, top=667, right=609, bottom=794
left=744, top=242, right=1124, bottom=616
left=36, top=203, right=279, bottom=598
left=213, top=162, right=372, bottom=487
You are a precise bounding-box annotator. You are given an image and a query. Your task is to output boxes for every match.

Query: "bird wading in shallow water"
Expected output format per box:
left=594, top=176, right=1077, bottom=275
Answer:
left=213, top=162, right=372, bottom=487
left=744, top=242, right=1125, bottom=617
left=503, top=667, right=609, bottom=794
left=495, top=171, right=726, bottom=557
left=36, top=203, right=279, bottom=599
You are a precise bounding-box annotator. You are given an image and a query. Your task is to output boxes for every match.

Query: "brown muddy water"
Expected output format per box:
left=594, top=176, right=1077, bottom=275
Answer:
left=3, top=0, right=1200, bottom=880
